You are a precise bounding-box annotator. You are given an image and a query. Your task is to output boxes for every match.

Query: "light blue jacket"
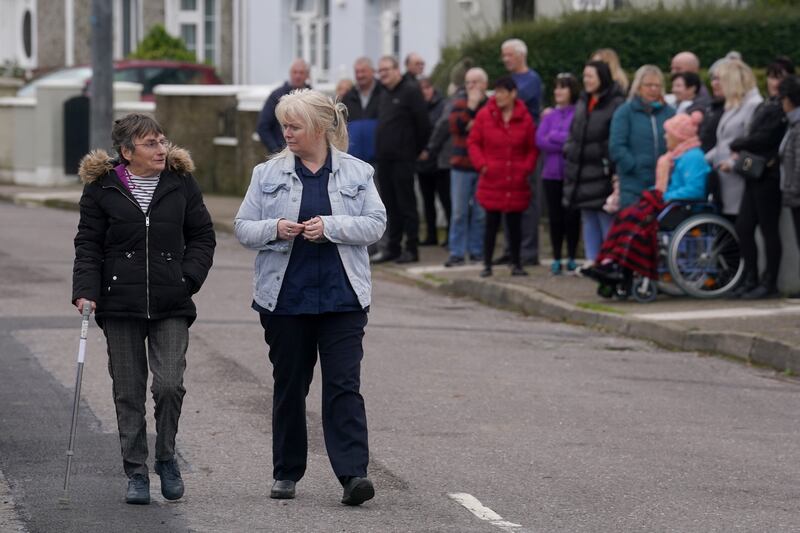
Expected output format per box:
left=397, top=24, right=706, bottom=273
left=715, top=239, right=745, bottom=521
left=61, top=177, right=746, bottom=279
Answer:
left=663, top=147, right=710, bottom=202
left=234, top=146, right=386, bottom=312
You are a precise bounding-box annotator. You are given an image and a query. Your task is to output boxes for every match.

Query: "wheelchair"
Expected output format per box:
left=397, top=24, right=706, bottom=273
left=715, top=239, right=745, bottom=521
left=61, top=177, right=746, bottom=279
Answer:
left=597, top=201, right=744, bottom=303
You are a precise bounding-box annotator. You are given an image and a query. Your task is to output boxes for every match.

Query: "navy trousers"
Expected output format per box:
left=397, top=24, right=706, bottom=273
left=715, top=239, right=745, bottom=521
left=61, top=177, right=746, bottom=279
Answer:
left=259, top=311, right=369, bottom=482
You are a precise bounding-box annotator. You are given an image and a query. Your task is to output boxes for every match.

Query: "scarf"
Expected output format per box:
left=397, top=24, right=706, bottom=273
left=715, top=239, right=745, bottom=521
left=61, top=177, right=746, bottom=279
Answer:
left=655, top=136, right=701, bottom=191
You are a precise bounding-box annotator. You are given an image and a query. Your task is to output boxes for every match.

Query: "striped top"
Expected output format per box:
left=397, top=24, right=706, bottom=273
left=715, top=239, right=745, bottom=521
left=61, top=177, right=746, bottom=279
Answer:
left=129, top=174, right=160, bottom=212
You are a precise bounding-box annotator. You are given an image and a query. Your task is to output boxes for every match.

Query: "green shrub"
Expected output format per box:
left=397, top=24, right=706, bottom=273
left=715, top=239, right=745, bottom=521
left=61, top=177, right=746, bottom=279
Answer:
left=129, top=24, right=195, bottom=62
left=432, top=6, right=800, bottom=102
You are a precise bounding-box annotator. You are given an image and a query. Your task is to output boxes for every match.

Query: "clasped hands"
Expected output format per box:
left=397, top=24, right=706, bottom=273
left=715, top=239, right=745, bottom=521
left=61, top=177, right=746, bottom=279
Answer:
left=278, top=217, right=325, bottom=242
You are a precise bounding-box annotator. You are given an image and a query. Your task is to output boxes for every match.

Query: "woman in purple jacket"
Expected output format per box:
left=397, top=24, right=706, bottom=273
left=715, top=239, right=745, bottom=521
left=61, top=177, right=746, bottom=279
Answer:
left=536, top=73, right=581, bottom=274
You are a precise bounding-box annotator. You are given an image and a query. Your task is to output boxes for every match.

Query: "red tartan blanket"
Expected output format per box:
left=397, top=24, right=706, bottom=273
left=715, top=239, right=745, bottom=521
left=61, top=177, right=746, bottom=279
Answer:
left=596, top=189, right=666, bottom=279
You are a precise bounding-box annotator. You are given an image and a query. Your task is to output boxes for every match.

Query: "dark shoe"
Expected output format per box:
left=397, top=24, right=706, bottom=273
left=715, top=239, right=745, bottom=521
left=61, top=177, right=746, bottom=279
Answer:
left=270, top=479, right=296, bottom=499
left=479, top=266, right=492, bottom=278
left=566, top=259, right=578, bottom=272
left=511, top=266, right=528, bottom=276
left=728, top=281, right=757, bottom=299
left=341, top=477, right=374, bottom=506
left=395, top=251, right=419, bottom=264
left=521, top=257, right=540, bottom=267
left=154, top=459, right=184, bottom=501
left=584, top=263, right=623, bottom=283
left=492, top=253, right=511, bottom=265
left=370, top=251, right=400, bottom=264
left=126, top=474, right=150, bottom=505
left=421, top=237, right=438, bottom=246
left=468, top=254, right=483, bottom=263
left=444, top=256, right=465, bottom=267
left=741, top=284, right=780, bottom=300
left=788, top=291, right=800, bottom=299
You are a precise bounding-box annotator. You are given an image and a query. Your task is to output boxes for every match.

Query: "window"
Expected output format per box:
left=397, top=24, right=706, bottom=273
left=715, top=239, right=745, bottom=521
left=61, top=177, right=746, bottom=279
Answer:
left=113, top=0, right=141, bottom=59
left=289, top=0, right=330, bottom=82
left=168, top=0, right=218, bottom=65
left=379, top=1, right=400, bottom=58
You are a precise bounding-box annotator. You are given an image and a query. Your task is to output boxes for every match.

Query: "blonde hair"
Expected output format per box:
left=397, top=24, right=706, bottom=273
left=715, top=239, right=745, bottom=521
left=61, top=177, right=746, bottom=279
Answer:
left=717, top=59, right=758, bottom=110
left=274, top=89, right=349, bottom=155
left=592, top=48, right=629, bottom=93
left=628, top=64, right=665, bottom=101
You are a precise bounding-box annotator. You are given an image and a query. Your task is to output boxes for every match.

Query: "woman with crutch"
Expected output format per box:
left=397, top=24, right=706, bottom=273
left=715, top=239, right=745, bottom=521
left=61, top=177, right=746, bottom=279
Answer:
left=71, top=113, right=216, bottom=504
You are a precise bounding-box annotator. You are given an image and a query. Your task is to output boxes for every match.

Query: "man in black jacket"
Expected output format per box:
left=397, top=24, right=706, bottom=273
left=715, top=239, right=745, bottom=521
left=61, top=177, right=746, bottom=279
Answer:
left=72, top=114, right=215, bottom=505
left=371, top=55, right=431, bottom=264
left=257, top=59, right=311, bottom=154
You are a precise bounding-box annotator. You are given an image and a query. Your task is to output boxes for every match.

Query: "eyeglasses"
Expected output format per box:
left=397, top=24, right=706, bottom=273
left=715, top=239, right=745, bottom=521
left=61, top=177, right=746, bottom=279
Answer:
left=134, top=139, right=169, bottom=149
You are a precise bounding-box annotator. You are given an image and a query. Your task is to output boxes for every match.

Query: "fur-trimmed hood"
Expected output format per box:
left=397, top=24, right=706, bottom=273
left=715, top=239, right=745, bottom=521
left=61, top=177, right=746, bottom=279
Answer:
left=78, top=146, right=195, bottom=184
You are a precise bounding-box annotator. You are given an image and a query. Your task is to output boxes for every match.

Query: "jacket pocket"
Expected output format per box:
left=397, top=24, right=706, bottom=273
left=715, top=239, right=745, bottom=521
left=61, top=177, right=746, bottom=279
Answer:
left=339, top=184, right=366, bottom=215
left=261, top=181, right=290, bottom=219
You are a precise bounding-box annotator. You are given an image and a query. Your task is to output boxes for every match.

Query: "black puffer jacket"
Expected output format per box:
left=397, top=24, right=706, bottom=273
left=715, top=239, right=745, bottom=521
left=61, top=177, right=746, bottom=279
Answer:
left=729, top=96, right=788, bottom=182
left=563, top=87, right=625, bottom=210
left=72, top=146, right=215, bottom=326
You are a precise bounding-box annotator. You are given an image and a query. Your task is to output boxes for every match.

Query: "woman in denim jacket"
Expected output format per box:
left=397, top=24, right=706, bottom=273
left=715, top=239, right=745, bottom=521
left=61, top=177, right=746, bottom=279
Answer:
left=234, top=89, right=386, bottom=506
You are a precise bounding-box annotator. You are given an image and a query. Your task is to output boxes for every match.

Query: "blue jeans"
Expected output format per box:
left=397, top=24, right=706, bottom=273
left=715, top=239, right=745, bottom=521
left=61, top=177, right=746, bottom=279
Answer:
left=448, top=169, right=485, bottom=259
left=581, top=209, right=613, bottom=261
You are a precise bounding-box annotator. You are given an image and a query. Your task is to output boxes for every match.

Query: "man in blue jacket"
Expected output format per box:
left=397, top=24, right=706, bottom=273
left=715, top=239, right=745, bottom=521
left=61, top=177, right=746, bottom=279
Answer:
left=257, top=59, right=311, bottom=154
left=342, top=57, right=382, bottom=165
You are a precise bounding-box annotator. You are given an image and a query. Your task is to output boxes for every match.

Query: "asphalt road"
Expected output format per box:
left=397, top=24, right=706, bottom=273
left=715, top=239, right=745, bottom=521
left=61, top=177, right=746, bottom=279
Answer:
left=1, top=201, right=800, bottom=533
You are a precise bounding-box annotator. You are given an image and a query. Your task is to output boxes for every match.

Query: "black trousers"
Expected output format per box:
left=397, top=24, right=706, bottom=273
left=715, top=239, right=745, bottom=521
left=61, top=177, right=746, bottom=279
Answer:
left=377, top=159, right=419, bottom=255
left=543, top=179, right=581, bottom=262
left=485, top=211, right=522, bottom=268
left=259, top=311, right=369, bottom=482
left=418, top=168, right=451, bottom=243
left=736, top=178, right=782, bottom=287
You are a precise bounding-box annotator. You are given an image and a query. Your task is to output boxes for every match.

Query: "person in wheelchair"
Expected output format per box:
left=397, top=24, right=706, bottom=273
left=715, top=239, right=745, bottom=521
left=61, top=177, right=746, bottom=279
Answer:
left=585, top=111, right=709, bottom=286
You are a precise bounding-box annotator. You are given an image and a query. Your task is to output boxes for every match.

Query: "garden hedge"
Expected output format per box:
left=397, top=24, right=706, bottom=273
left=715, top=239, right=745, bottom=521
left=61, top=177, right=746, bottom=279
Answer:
left=431, top=6, right=800, bottom=103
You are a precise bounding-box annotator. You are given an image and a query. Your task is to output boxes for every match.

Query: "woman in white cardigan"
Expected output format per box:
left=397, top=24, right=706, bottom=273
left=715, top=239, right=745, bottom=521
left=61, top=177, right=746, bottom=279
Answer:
left=705, top=59, right=763, bottom=219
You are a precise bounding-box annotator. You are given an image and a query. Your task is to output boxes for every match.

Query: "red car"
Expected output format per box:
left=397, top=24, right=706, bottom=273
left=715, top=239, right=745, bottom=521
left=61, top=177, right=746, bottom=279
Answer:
left=18, top=60, right=223, bottom=101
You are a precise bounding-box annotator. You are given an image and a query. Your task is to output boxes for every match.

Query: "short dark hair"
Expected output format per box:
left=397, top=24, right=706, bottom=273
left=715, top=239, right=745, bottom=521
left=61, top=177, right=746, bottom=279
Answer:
left=554, top=73, right=580, bottom=104
left=112, top=113, right=165, bottom=164
left=493, top=75, right=517, bottom=92
left=779, top=75, right=800, bottom=107
left=767, top=55, right=795, bottom=78
left=671, top=72, right=702, bottom=94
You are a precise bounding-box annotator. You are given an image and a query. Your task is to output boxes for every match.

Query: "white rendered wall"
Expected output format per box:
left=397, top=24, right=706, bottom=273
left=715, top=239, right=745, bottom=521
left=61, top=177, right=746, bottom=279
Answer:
left=399, top=0, right=445, bottom=76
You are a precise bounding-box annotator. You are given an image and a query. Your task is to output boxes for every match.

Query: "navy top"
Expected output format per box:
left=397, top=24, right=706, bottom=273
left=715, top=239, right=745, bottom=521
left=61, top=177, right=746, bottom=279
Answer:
left=253, top=153, right=362, bottom=315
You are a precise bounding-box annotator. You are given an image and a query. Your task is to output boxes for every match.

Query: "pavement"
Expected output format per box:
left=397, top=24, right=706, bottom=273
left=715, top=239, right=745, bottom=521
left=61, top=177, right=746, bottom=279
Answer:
left=2, top=181, right=799, bottom=376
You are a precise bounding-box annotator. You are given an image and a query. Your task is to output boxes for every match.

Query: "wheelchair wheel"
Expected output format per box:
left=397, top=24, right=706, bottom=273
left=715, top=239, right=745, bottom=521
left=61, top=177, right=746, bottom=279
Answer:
left=667, top=214, right=743, bottom=298
left=632, top=276, right=658, bottom=303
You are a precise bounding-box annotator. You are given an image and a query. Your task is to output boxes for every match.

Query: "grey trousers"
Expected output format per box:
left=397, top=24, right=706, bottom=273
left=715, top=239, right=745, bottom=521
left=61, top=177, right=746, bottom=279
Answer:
left=103, top=317, right=189, bottom=477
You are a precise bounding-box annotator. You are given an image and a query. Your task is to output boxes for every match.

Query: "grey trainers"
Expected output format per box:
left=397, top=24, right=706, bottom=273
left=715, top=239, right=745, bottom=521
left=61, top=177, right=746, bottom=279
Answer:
left=126, top=474, right=150, bottom=505
left=155, top=459, right=184, bottom=501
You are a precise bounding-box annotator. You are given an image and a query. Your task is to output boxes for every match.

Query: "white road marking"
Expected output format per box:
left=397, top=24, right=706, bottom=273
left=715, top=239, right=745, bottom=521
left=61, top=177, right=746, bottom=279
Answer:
left=631, top=303, right=800, bottom=322
left=448, top=492, right=525, bottom=532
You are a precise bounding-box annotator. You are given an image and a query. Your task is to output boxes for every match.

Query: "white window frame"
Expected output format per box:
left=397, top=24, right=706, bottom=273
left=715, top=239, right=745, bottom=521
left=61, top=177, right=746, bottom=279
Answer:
left=289, top=0, right=330, bottom=83
left=113, top=0, right=143, bottom=60
left=379, top=0, right=400, bottom=58
left=164, top=0, right=221, bottom=65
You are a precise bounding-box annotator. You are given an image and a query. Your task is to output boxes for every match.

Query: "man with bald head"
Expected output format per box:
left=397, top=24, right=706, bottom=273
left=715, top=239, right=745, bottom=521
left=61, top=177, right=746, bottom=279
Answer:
left=404, top=52, right=426, bottom=82
left=668, top=50, right=711, bottom=109
left=257, top=58, right=311, bottom=153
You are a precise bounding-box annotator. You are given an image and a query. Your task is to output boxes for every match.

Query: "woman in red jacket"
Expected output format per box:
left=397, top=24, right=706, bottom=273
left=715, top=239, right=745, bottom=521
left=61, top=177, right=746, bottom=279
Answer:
left=468, top=76, right=538, bottom=277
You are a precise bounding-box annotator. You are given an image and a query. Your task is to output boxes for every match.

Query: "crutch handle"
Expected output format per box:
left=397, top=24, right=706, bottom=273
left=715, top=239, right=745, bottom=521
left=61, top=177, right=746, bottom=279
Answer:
left=81, top=302, right=91, bottom=319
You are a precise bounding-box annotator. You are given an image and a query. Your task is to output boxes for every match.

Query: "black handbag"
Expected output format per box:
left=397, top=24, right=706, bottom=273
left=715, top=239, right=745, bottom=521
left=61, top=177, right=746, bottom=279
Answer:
left=734, top=151, right=769, bottom=180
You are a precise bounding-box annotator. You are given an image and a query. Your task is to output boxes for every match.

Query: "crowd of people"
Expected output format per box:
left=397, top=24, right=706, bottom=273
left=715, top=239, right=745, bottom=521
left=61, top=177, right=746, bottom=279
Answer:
left=256, top=44, right=800, bottom=297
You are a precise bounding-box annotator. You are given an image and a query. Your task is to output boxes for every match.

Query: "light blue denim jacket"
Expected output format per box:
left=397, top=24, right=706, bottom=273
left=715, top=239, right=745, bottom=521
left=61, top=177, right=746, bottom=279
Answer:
left=234, top=146, right=386, bottom=312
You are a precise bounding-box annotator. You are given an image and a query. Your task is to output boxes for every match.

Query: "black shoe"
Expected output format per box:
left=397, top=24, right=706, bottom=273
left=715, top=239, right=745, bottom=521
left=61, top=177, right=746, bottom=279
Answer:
left=270, top=479, right=296, bottom=499
left=154, top=459, right=184, bottom=501
left=395, top=251, right=419, bottom=264
left=420, top=237, right=438, bottom=246
left=479, top=266, right=492, bottom=278
left=511, top=266, right=528, bottom=276
left=444, top=256, right=465, bottom=267
left=126, top=474, right=150, bottom=505
left=728, top=281, right=757, bottom=299
left=468, top=254, right=483, bottom=263
left=341, top=477, right=374, bottom=506
left=492, top=254, right=511, bottom=265
left=741, top=284, right=780, bottom=300
left=370, top=251, right=400, bottom=264
left=521, top=257, right=540, bottom=267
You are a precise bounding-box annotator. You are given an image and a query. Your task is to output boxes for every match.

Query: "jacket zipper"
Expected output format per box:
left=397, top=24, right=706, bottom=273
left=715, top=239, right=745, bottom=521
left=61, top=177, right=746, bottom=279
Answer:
left=103, top=184, right=152, bottom=318
left=650, top=115, right=659, bottom=165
